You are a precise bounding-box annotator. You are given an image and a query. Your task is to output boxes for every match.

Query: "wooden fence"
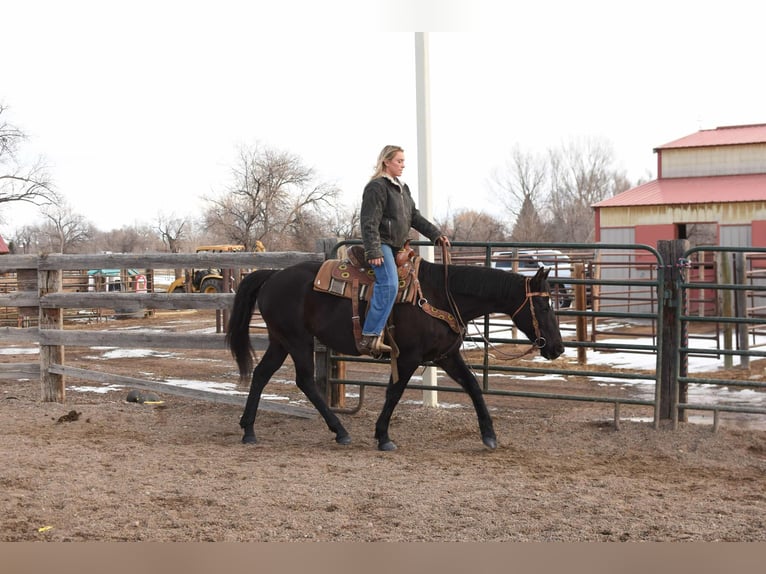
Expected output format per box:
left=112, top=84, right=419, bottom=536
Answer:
left=0, top=250, right=323, bottom=415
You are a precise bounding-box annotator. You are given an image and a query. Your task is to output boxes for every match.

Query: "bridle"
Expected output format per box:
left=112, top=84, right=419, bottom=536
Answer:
left=510, top=276, right=550, bottom=350
left=463, top=274, right=552, bottom=363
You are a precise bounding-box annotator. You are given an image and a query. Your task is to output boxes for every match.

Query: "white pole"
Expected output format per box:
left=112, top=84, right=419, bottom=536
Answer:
left=415, top=32, right=438, bottom=408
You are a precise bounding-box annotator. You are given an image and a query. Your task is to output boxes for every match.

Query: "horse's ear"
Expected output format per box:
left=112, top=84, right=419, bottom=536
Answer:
left=534, top=267, right=550, bottom=282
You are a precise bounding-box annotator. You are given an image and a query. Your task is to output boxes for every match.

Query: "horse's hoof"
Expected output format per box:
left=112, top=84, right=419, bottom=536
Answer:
left=483, top=437, right=497, bottom=450
left=241, top=435, right=257, bottom=445
left=335, top=435, right=351, bottom=445
left=378, top=441, right=397, bottom=451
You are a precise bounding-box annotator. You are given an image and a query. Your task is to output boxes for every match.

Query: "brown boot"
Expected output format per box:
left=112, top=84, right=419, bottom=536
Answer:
left=358, top=334, right=392, bottom=356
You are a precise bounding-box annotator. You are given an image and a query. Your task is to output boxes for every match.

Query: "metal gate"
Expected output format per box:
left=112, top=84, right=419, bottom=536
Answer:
left=317, top=241, right=672, bottom=427
left=315, top=240, right=766, bottom=429
left=674, top=245, right=766, bottom=428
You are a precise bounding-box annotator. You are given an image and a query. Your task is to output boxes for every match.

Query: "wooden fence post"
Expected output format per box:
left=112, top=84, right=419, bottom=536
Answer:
left=39, top=266, right=65, bottom=402
left=657, top=239, right=689, bottom=421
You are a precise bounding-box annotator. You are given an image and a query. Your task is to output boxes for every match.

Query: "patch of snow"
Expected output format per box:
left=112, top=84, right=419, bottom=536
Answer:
left=0, top=347, right=38, bottom=355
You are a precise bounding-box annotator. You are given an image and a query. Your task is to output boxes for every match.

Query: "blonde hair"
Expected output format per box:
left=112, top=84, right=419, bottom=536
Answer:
left=370, top=145, right=404, bottom=180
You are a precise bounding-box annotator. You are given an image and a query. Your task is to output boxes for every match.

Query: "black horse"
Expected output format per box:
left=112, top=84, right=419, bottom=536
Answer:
left=226, top=258, right=564, bottom=451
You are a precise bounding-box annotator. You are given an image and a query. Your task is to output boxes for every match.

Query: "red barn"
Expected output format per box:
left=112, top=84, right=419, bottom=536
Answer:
left=593, top=123, right=766, bottom=249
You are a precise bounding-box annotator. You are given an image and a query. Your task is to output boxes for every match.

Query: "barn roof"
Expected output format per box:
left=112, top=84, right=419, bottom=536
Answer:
left=655, top=123, right=766, bottom=150
left=592, top=173, right=766, bottom=208
left=0, top=233, right=9, bottom=254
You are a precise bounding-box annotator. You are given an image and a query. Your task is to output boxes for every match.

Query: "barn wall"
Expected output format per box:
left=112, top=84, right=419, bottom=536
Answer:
left=752, top=220, right=766, bottom=246
left=635, top=224, right=676, bottom=246
left=660, top=143, right=766, bottom=178
left=599, top=221, right=754, bottom=249
left=597, top=201, right=766, bottom=227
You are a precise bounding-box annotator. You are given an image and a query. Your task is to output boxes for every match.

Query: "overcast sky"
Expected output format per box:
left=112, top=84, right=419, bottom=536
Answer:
left=2, top=0, right=764, bottom=236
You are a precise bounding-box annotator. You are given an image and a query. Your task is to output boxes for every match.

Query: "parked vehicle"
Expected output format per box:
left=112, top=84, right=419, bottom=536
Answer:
left=167, top=242, right=265, bottom=294
left=491, top=249, right=573, bottom=307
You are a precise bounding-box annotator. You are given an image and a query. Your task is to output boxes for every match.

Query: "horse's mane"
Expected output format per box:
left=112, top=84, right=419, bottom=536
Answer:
left=418, top=260, right=526, bottom=300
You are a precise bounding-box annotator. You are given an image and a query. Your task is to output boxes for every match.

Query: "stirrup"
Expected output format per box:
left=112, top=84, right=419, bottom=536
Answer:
left=358, top=334, right=391, bottom=356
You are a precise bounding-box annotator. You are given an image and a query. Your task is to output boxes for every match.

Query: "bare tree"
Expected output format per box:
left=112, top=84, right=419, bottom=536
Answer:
left=204, top=144, right=341, bottom=251
left=39, top=200, right=92, bottom=253
left=494, top=138, right=632, bottom=243
left=0, top=105, right=57, bottom=221
left=8, top=225, right=38, bottom=254
left=490, top=146, right=550, bottom=242
left=326, top=202, right=361, bottom=241
left=492, top=146, right=548, bottom=220
left=547, top=137, right=627, bottom=243
left=96, top=224, right=164, bottom=254
left=436, top=209, right=509, bottom=243
left=155, top=213, right=189, bottom=253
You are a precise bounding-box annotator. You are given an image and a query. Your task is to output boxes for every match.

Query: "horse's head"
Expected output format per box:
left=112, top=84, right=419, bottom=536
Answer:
left=510, top=267, right=565, bottom=360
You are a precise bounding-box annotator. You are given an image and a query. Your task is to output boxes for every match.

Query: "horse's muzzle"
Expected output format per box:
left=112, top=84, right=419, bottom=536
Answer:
left=540, top=340, right=565, bottom=360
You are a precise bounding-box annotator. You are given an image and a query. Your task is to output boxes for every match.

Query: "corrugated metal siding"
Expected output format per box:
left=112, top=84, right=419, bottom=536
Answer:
left=596, top=229, right=656, bottom=315
left=599, top=227, right=634, bottom=244
left=598, top=202, right=766, bottom=227
left=719, top=225, right=752, bottom=247
left=661, top=144, right=766, bottom=178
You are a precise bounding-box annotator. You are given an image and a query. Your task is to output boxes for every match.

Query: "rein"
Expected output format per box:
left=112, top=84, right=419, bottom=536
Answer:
left=440, top=242, right=465, bottom=335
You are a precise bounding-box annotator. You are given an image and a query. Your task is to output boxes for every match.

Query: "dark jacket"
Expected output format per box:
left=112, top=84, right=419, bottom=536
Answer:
left=360, top=176, right=443, bottom=260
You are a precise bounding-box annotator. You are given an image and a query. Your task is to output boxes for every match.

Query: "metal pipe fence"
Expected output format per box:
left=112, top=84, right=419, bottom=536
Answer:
left=674, top=246, right=766, bottom=426
left=325, top=241, right=666, bottom=426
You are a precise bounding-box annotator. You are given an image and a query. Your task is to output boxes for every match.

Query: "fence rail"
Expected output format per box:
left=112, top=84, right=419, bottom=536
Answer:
left=0, top=250, right=322, bottom=415
left=2, top=241, right=766, bottom=430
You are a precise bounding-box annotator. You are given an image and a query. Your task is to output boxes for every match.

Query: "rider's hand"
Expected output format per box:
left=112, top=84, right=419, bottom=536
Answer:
left=436, top=235, right=451, bottom=248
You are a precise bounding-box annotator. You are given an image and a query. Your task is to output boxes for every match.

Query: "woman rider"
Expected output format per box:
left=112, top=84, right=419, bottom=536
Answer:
left=358, top=145, right=451, bottom=355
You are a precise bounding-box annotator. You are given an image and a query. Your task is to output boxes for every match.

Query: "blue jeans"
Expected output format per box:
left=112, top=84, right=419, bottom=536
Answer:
left=362, top=244, right=398, bottom=336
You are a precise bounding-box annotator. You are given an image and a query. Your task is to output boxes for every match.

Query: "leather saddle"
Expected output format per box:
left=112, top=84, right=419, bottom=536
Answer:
left=313, top=244, right=420, bottom=306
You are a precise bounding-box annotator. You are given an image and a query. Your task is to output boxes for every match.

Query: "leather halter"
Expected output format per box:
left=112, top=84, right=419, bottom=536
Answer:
left=510, top=276, right=550, bottom=349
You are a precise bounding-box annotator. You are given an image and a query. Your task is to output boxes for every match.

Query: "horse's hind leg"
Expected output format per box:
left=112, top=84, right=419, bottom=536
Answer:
left=240, top=343, right=289, bottom=444
left=290, top=347, right=351, bottom=445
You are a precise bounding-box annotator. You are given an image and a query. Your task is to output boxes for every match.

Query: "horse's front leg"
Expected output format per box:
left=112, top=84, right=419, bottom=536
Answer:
left=435, top=352, right=497, bottom=449
left=374, top=362, right=419, bottom=451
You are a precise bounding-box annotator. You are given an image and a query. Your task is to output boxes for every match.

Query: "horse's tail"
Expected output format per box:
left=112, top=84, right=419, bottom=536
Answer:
left=226, top=269, right=280, bottom=378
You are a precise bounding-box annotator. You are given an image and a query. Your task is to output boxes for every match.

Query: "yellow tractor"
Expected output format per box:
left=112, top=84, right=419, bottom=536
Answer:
left=167, top=242, right=265, bottom=294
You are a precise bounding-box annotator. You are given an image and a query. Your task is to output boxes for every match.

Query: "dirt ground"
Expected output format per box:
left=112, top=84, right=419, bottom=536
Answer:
left=2, top=310, right=766, bottom=542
